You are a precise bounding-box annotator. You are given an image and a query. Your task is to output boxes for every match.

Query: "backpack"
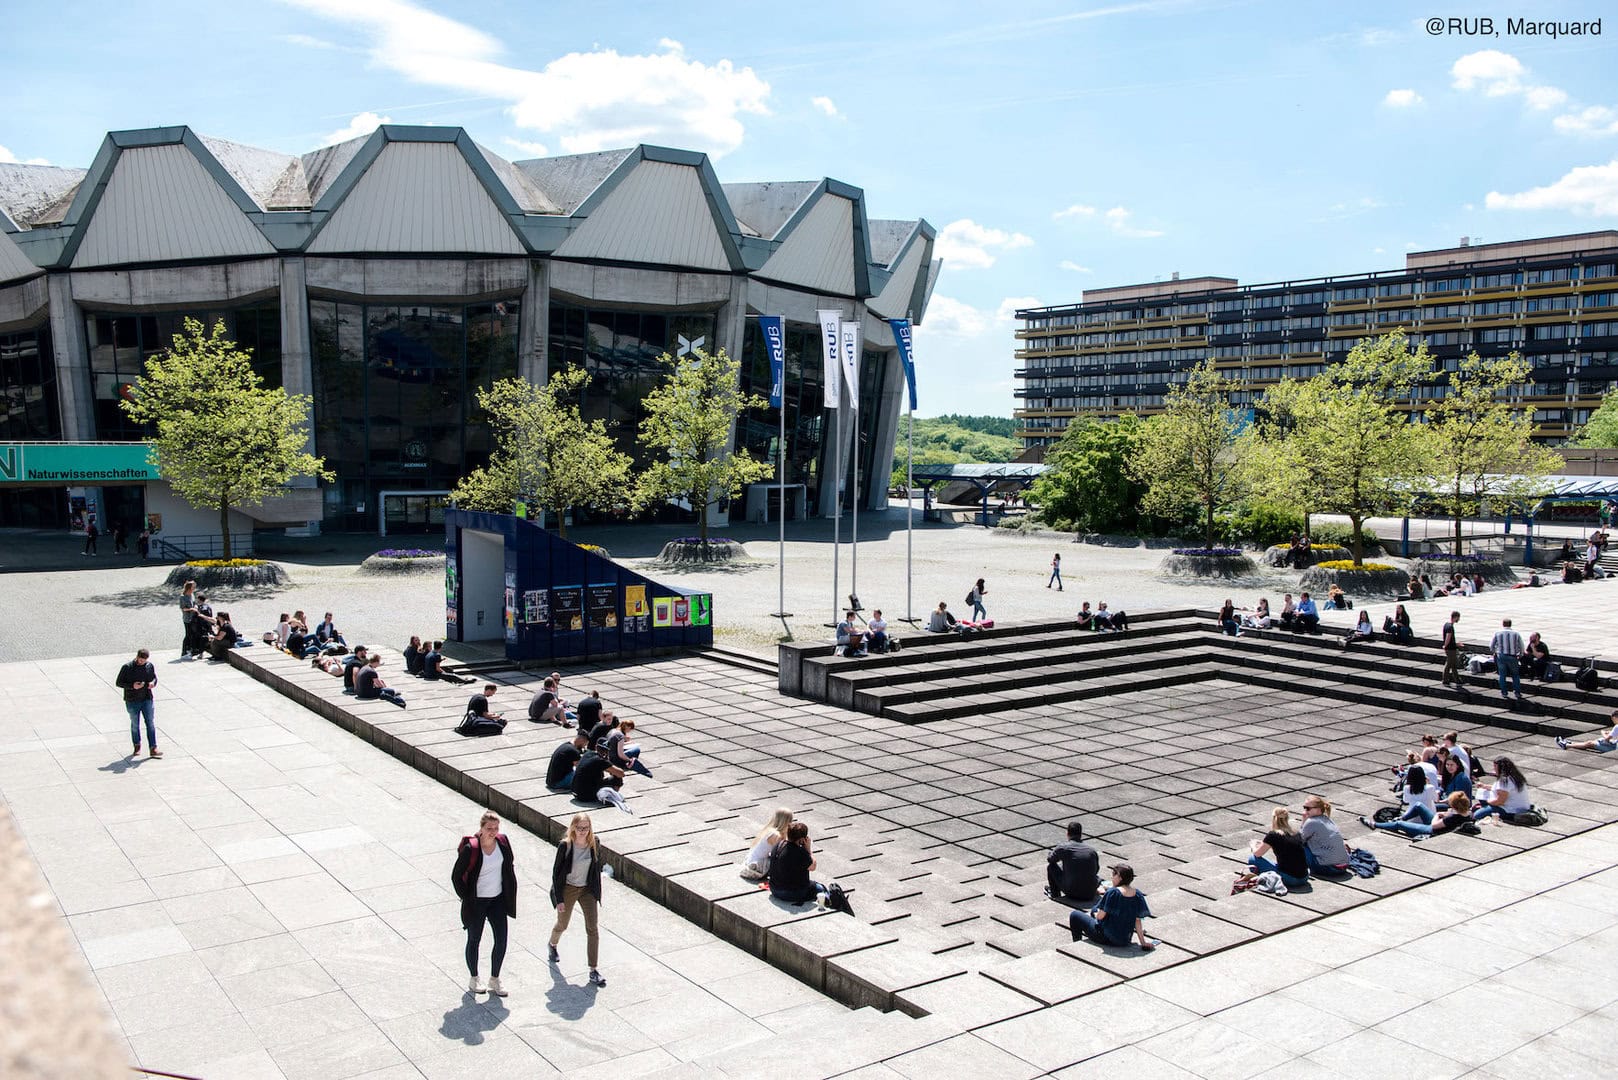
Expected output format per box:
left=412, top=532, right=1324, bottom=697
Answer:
left=1372, top=806, right=1402, bottom=824
left=1504, top=806, right=1549, bottom=827
left=1467, top=751, right=1486, bottom=780
left=1575, top=660, right=1601, bottom=692
left=825, top=883, right=856, bottom=916
left=965, top=590, right=975, bottom=605
left=1543, top=660, right=1562, bottom=682
left=455, top=711, right=506, bottom=737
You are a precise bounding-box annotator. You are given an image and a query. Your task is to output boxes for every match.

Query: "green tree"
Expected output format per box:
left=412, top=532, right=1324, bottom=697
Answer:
left=1422, top=352, right=1562, bottom=555
left=1026, top=415, right=1145, bottom=532
left=635, top=347, right=773, bottom=542
left=449, top=367, right=631, bottom=538
left=1131, top=361, right=1252, bottom=548
left=1255, top=331, right=1430, bottom=565
left=120, top=318, right=329, bottom=558
left=1574, top=387, right=1618, bottom=447
left=1248, top=377, right=1326, bottom=540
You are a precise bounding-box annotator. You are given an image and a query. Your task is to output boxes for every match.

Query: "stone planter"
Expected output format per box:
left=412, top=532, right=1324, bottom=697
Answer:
left=1259, top=544, right=1348, bottom=568
left=1160, top=552, right=1259, bottom=578
left=1410, top=557, right=1518, bottom=587
left=164, top=561, right=288, bottom=588
left=358, top=553, right=447, bottom=576
left=1298, top=564, right=1409, bottom=597
left=654, top=538, right=745, bottom=564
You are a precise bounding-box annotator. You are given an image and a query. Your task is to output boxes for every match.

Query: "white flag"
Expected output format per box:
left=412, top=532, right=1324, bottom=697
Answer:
left=817, top=309, right=842, bottom=409
left=839, top=321, right=862, bottom=410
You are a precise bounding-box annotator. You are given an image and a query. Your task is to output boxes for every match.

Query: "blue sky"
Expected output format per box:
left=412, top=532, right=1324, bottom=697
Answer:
left=4, top=0, right=1616, bottom=418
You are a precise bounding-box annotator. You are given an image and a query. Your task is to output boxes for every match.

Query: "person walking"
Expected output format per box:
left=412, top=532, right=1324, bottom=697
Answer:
left=452, top=810, right=517, bottom=996
left=115, top=648, right=162, bottom=759
left=968, top=578, right=988, bottom=622
left=548, top=813, right=608, bottom=987
left=82, top=518, right=99, bottom=556
left=1492, top=617, right=1525, bottom=701
left=112, top=522, right=128, bottom=554
left=1440, top=610, right=1461, bottom=687
left=1048, top=553, right=1063, bottom=591
left=137, top=528, right=151, bottom=559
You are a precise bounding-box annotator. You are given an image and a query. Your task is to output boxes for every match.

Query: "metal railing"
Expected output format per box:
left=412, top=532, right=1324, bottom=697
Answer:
left=149, top=534, right=255, bottom=560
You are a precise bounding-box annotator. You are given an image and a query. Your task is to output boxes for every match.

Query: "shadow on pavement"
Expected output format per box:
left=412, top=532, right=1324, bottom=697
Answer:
left=440, top=992, right=506, bottom=1045
left=544, top=964, right=598, bottom=1021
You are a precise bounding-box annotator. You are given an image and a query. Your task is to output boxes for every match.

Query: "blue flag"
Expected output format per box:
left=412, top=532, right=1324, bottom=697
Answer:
left=759, top=315, right=786, bottom=409
left=889, top=318, right=918, bottom=412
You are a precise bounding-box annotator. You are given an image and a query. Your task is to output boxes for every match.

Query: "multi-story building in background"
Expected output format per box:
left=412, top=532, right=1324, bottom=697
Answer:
left=1014, top=231, right=1618, bottom=449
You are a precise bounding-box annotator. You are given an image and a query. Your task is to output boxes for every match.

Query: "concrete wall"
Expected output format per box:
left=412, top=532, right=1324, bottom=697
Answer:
left=1555, top=448, right=1618, bottom=476
left=145, top=484, right=258, bottom=547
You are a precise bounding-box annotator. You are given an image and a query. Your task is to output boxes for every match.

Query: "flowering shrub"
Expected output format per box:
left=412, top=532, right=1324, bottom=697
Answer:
left=672, top=536, right=738, bottom=544
left=578, top=544, right=610, bottom=557
left=1315, top=560, right=1395, bottom=572
left=374, top=548, right=441, bottom=559
left=1171, top=547, right=1243, bottom=557
left=185, top=558, right=266, bottom=568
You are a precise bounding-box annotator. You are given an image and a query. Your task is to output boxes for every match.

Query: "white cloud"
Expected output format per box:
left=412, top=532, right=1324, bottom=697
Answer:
left=1451, top=50, right=1567, bottom=111
left=281, top=32, right=342, bottom=49
left=1059, top=260, right=1093, bottom=273
left=1104, top=206, right=1163, bottom=238
left=1555, top=105, right=1618, bottom=136
left=934, top=218, right=1034, bottom=270
left=996, top=296, right=1041, bottom=323
left=1383, top=88, right=1422, bottom=108
left=282, top=0, right=770, bottom=157
left=1486, top=160, right=1618, bottom=216
left=502, top=136, right=549, bottom=157
left=1053, top=203, right=1097, bottom=219
left=0, top=144, right=50, bottom=165
left=810, top=95, right=841, bottom=118
left=919, top=295, right=990, bottom=337
left=659, top=38, right=684, bottom=53
left=322, top=111, right=391, bottom=145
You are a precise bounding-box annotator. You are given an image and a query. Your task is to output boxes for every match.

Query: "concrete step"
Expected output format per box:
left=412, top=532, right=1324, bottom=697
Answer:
left=881, top=658, right=1226, bottom=723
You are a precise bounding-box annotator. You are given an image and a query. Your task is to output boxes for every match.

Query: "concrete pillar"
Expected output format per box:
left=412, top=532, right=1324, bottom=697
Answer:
left=278, top=258, right=316, bottom=469
left=46, top=274, right=93, bottom=440
left=713, top=274, right=749, bottom=528
left=518, top=260, right=549, bottom=385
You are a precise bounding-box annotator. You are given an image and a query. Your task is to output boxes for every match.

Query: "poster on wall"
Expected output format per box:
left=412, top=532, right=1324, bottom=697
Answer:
left=587, top=584, right=618, bottom=629
left=672, top=597, right=691, bottom=627
left=523, top=589, right=550, bottom=626
left=623, top=584, right=649, bottom=633
left=689, top=594, right=712, bottom=626
left=445, top=561, right=459, bottom=626
left=503, top=572, right=518, bottom=645
left=552, top=586, right=584, bottom=631
left=652, top=597, right=673, bottom=628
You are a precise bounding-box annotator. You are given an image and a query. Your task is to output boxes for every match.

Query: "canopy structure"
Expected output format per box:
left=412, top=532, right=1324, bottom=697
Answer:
left=907, top=462, right=1048, bottom=525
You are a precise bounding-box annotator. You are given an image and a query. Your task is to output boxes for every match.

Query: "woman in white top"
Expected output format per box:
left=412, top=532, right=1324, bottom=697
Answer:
left=275, top=613, right=291, bottom=649
left=1398, top=764, right=1438, bottom=824
left=741, top=808, right=793, bottom=880
left=1472, top=758, right=1533, bottom=821
left=549, top=813, right=607, bottom=987
left=1342, top=610, right=1375, bottom=649
left=452, top=811, right=517, bottom=996
left=1242, top=599, right=1272, bottom=630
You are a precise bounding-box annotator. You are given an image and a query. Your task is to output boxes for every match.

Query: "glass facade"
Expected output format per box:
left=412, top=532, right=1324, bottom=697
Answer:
left=0, top=322, right=59, bottom=441
left=309, top=299, right=520, bottom=530
left=547, top=303, right=717, bottom=462
left=738, top=319, right=828, bottom=516
left=84, top=302, right=281, bottom=440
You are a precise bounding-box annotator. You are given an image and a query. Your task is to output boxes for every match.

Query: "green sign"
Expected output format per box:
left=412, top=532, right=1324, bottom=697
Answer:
left=0, top=443, right=159, bottom=486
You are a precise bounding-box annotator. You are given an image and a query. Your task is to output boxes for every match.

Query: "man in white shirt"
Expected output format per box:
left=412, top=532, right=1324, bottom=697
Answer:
left=1491, top=618, right=1526, bottom=701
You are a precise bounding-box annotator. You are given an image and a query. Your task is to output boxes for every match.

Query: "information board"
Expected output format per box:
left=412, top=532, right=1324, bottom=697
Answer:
left=587, top=583, right=618, bottom=629
left=552, top=586, right=584, bottom=631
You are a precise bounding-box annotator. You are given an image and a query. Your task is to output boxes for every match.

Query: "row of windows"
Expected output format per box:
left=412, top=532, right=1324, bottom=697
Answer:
left=0, top=325, right=59, bottom=442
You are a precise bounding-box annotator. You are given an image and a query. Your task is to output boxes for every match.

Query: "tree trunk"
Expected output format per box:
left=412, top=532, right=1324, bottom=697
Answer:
left=1452, top=480, right=1464, bottom=557
left=557, top=509, right=568, bottom=540
left=1350, top=515, right=1364, bottom=567
left=1302, top=509, right=1311, bottom=543
left=696, top=492, right=709, bottom=543
left=219, top=500, right=232, bottom=560
left=1204, top=497, right=1215, bottom=549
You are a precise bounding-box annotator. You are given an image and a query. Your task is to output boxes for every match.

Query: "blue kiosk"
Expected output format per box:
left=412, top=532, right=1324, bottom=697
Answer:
left=444, top=510, right=712, bottom=665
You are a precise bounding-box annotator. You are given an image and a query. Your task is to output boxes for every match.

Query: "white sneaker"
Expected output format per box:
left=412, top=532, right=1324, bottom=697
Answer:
left=487, top=976, right=507, bottom=997
left=468, top=975, right=483, bottom=993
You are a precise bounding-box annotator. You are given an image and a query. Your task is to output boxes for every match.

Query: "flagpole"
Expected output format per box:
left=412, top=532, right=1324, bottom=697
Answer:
left=852, top=387, right=860, bottom=607
left=906, top=397, right=914, bottom=623
left=761, top=315, right=791, bottom=620
left=832, top=384, right=843, bottom=627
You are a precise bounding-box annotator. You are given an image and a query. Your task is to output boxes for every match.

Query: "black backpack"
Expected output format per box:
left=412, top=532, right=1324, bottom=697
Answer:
left=825, top=883, right=856, bottom=916
left=1575, top=659, right=1601, bottom=692
left=965, top=589, right=975, bottom=605
left=455, top=711, right=506, bottom=737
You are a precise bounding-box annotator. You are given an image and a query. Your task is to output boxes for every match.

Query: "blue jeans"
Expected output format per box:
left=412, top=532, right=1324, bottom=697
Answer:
left=619, top=746, right=653, bottom=778
left=1496, top=655, right=1521, bottom=696
left=126, top=699, right=156, bottom=751
left=1400, top=803, right=1435, bottom=825
left=1373, top=819, right=1435, bottom=837
left=971, top=601, right=987, bottom=621
left=1049, top=568, right=1062, bottom=588
left=1247, top=854, right=1308, bottom=888
left=1474, top=803, right=1505, bottom=820
left=1303, top=847, right=1350, bottom=878
left=548, top=770, right=574, bottom=792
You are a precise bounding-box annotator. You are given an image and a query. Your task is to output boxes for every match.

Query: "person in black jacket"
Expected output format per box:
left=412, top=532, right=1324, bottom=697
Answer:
left=1046, top=820, right=1099, bottom=903
left=115, top=647, right=162, bottom=759
left=548, top=813, right=607, bottom=987
left=451, top=811, right=517, bottom=997
left=768, top=822, right=826, bottom=904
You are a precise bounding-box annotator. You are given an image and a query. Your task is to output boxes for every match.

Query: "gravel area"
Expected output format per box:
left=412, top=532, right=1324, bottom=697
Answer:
left=0, top=508, right=1596, bottom=664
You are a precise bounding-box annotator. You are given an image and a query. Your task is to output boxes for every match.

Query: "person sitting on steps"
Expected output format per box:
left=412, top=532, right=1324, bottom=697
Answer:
left=1045, top=820, right=1100, bottom=904
left=740, top=808, right=793, bottom=881
left=1293, top=592, right=1320, bottom=633
left=546, top=731, right=589, bottom=792
left=355, top=654, right=406, bottom=707
left=1558, top=710, right=1618, bottom=754
left=767, top=822, right=827, bottom=905
left=1241, top=806, right=1310, bottom=889
left=1068, top=863, right=1157, bottom=950
left=1341, top=609, right=1375, bottom=649
left=1094, top=603, right=1128, bottom=632
left=835, top=610, right=866, bottom=657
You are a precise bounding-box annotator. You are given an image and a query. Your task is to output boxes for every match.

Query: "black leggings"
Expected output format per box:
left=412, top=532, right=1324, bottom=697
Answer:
left=466, top=897, right=508, bottom=977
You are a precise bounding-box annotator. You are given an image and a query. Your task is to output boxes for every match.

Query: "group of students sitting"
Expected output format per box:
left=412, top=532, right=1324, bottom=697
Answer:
left=307, top=645, right=409, bottom=708
left=1075, top=602, right=1129, bottom=632
left=178, top=582, right=252, bottom=660
left=274, top=611, right=347, bottom=660
left=542, top=688, right=651, bottom=814
left=836, top=609, right=896, bottom=657
left=1220, top=595, right=1324, bottom=635
left=401, top=636, right=474, bottom=684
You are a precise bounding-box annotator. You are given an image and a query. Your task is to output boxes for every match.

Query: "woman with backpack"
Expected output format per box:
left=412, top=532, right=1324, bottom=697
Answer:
left=967, top=579, right=988, bottom=622
left=1472, top=758, right=1535, bottom=822
left=452, top=811, right=517, bottom=996
left=548, top=813, right=607, bottom=987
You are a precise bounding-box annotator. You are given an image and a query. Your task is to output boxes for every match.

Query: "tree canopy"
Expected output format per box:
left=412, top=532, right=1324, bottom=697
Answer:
left=120, top=318, right=329, bottom=558
left=889, top=415, right=1017, bottom=488
left=1026, top=414, right=1145, bottom=533
left=635, top=347, right=773, bottom=541
left=1574, top=386, right=1618, bottom=448
left=448, top=367, right=631, bottom=537
left=1421, top=351, right=1561, bottom=555
left=1131, top=361, right=1252, bottom=548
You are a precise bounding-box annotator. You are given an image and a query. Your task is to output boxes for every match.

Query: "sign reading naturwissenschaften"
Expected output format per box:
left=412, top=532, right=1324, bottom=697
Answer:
left=0, top=443, right=159, bottom=486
